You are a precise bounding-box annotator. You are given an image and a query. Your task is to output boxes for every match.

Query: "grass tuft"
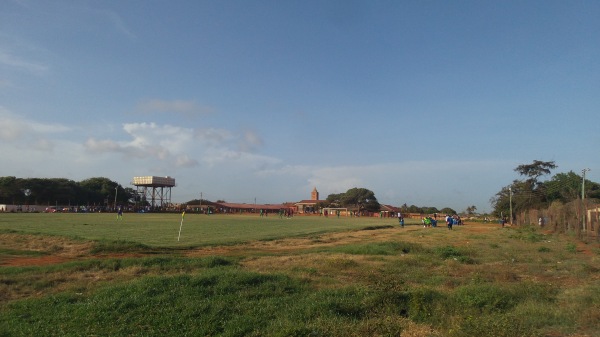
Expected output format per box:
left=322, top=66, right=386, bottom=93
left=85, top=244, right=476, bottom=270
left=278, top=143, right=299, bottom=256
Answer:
left=327, top=241, right=425, bottom=256
left=90, top=240, right=153, bottom=254
left=434, top=245, right=476, bottom=264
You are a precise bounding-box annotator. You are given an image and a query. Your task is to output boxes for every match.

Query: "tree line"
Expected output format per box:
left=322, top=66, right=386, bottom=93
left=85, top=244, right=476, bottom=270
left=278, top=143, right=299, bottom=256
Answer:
left=490, top=160, right=600, bottom=218
left=0, top=176, right=135, bottom=207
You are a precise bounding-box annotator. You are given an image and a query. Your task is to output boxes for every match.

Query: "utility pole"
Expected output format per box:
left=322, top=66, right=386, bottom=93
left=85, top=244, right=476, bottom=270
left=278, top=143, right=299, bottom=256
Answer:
left=200, top=192, right=202, bottom=214
left=509, top=187, right=513, bottom=225
left=114, top=187, right=118, bottom=210
left=582, top=169, right=590, bottom=232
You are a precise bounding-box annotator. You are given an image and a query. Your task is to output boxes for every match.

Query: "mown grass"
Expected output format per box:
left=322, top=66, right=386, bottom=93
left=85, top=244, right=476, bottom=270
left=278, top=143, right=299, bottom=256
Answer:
left=0, top=213, right=416, bottom=247
left=1, top=214, right=599, bottom=336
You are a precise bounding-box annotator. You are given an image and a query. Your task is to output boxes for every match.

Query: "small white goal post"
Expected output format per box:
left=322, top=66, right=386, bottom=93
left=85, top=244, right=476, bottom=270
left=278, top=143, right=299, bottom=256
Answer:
left=322, top=208, right=349, bottom=216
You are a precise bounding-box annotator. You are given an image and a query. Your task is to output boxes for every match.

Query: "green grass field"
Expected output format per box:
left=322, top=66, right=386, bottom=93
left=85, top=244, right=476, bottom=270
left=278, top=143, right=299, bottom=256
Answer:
left=1, top=213, right=599, bottom=336
left=0, top=213, right=408, bottom=247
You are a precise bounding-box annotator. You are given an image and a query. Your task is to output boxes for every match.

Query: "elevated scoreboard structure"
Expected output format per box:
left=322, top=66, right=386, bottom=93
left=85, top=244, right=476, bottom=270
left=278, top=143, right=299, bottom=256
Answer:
left=132, top=176, right=176, bottom=210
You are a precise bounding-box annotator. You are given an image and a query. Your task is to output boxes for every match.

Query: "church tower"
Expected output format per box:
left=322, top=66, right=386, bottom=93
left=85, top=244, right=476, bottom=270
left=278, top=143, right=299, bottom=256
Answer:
left=311, top=187, right=319, bottom=201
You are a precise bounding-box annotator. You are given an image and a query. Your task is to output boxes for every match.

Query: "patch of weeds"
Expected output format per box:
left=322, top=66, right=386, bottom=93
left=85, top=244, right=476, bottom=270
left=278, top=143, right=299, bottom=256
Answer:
left=565, top=243, right=577, bottom=253
left=0, top=248, right=47, bottom=257
left=509, top=225, right=545, bottom=243
left=449, top=313, right=539, bottom=337
left=434, top=246, right=476, bottom=264
left=538, top=246, right=551, bottom=253
left=90, top=240, right=153, bottom=254
left=309, top=235, right=325, bottom=243
left=0, top=270, right=309, bottom=336
left=326, top=257, right=359, bottom=269
left=579, top=263, right=599, bottom=276
left=489, top=243, right=500, bottom=249
left=361, top=225, right=394, bottom=231
left=452, top=284, right=521, bottom=314
left=328, top=241, right=424, bottom=256
left=408, top=287, right=446, bottom=324
left=292, top=266, right=318, bottom=276
left=202, top=256, right=234, bottom=268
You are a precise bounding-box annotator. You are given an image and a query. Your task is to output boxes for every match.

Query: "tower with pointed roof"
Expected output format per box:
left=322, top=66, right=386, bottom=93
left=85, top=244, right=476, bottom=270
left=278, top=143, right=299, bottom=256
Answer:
left=311, top=187, right=319, bottom=201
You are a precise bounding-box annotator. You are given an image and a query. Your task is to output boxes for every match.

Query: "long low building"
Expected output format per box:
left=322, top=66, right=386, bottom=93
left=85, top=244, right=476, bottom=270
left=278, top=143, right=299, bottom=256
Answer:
left=185, top=201, right=295, bottom=214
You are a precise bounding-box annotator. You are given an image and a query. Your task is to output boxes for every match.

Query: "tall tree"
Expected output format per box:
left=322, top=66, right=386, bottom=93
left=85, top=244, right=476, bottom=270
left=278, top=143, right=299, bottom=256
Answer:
left=325, top=193, right=344, bottom=207
left=342, top=187, right=380, bottom=212
left=465, top=205, right=477, bottom=215
left=325, top=188, right=381, bottom=212
left=544, top=171, right=582, bottom=203
left=514, top=160, right=557, bottom=184
left=491, top=160, right=556, bottom=217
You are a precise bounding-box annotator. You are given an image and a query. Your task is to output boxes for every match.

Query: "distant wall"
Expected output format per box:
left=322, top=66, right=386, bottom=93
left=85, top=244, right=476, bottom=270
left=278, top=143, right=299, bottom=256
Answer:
left=0, top=205, right=44, bottom=212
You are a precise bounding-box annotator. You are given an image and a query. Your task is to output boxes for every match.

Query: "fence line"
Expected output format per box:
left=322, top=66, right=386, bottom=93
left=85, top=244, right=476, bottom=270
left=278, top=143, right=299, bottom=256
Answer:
left=515, top=199, right=599, bottom=241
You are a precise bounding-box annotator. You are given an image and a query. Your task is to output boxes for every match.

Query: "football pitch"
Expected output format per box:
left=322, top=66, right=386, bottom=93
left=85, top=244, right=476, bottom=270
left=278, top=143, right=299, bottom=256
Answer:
left=1, top=213, right=600, bottom=336
left=0, top=212, right=410, bottom=247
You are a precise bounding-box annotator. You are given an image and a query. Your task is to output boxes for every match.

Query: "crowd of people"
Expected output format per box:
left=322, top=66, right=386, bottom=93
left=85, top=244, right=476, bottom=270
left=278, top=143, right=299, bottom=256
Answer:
left=396, top=213, right=463, bottom=230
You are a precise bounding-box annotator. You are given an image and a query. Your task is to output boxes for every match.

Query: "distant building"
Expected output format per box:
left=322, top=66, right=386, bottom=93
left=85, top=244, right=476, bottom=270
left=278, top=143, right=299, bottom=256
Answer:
left=380, top=204, right=401, bottom=217
left=132, top=176, right=175, bottom=210
left=296, top=187, right=327, bottom=214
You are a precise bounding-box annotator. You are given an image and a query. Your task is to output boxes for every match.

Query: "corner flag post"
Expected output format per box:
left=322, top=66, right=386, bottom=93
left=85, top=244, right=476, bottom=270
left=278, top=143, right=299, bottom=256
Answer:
left=177, top=211, right=185, bottom=242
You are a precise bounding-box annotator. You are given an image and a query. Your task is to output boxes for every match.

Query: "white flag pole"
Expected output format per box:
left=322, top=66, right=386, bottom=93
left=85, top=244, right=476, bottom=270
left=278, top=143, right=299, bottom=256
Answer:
left=177, top=211, right=185, bottom=241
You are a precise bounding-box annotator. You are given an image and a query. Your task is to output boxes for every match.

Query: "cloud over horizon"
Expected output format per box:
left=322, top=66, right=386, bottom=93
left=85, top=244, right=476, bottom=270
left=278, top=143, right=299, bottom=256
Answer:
left=135, top=99, right=215, bottom=116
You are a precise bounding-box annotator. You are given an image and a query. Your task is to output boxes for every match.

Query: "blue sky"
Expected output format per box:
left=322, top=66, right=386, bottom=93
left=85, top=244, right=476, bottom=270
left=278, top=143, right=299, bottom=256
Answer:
left=1, top=0, right=598, bottom=213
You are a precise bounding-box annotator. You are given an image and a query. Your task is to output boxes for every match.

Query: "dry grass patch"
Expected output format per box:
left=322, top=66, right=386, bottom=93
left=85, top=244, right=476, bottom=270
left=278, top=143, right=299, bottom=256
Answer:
left=241, top=253, right=390, bottom=288
left=0, top=233, right=93, bottom=263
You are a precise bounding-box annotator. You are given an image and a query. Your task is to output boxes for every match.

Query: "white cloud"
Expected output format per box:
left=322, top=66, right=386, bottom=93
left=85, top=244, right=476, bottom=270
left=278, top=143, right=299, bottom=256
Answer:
left=84, top=138, right=123, bottom=153
left=238, top=129, right=264, bottom=153
left=175, top=155, right=199, bottom=168
left=82, top=122, right=277, bottom=170
left=85, top=123, right=186, bottom=163
left=32, top=139, right=55, bottom=151
left=123, top=122, right=193, bottom=153
left=195, top=128, right=233, bottom=146
left=0, top=107, right=70, bottom=147
left=136, top=99, right=215, bottom=116
left=204, top=148, right=280, bottom=168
